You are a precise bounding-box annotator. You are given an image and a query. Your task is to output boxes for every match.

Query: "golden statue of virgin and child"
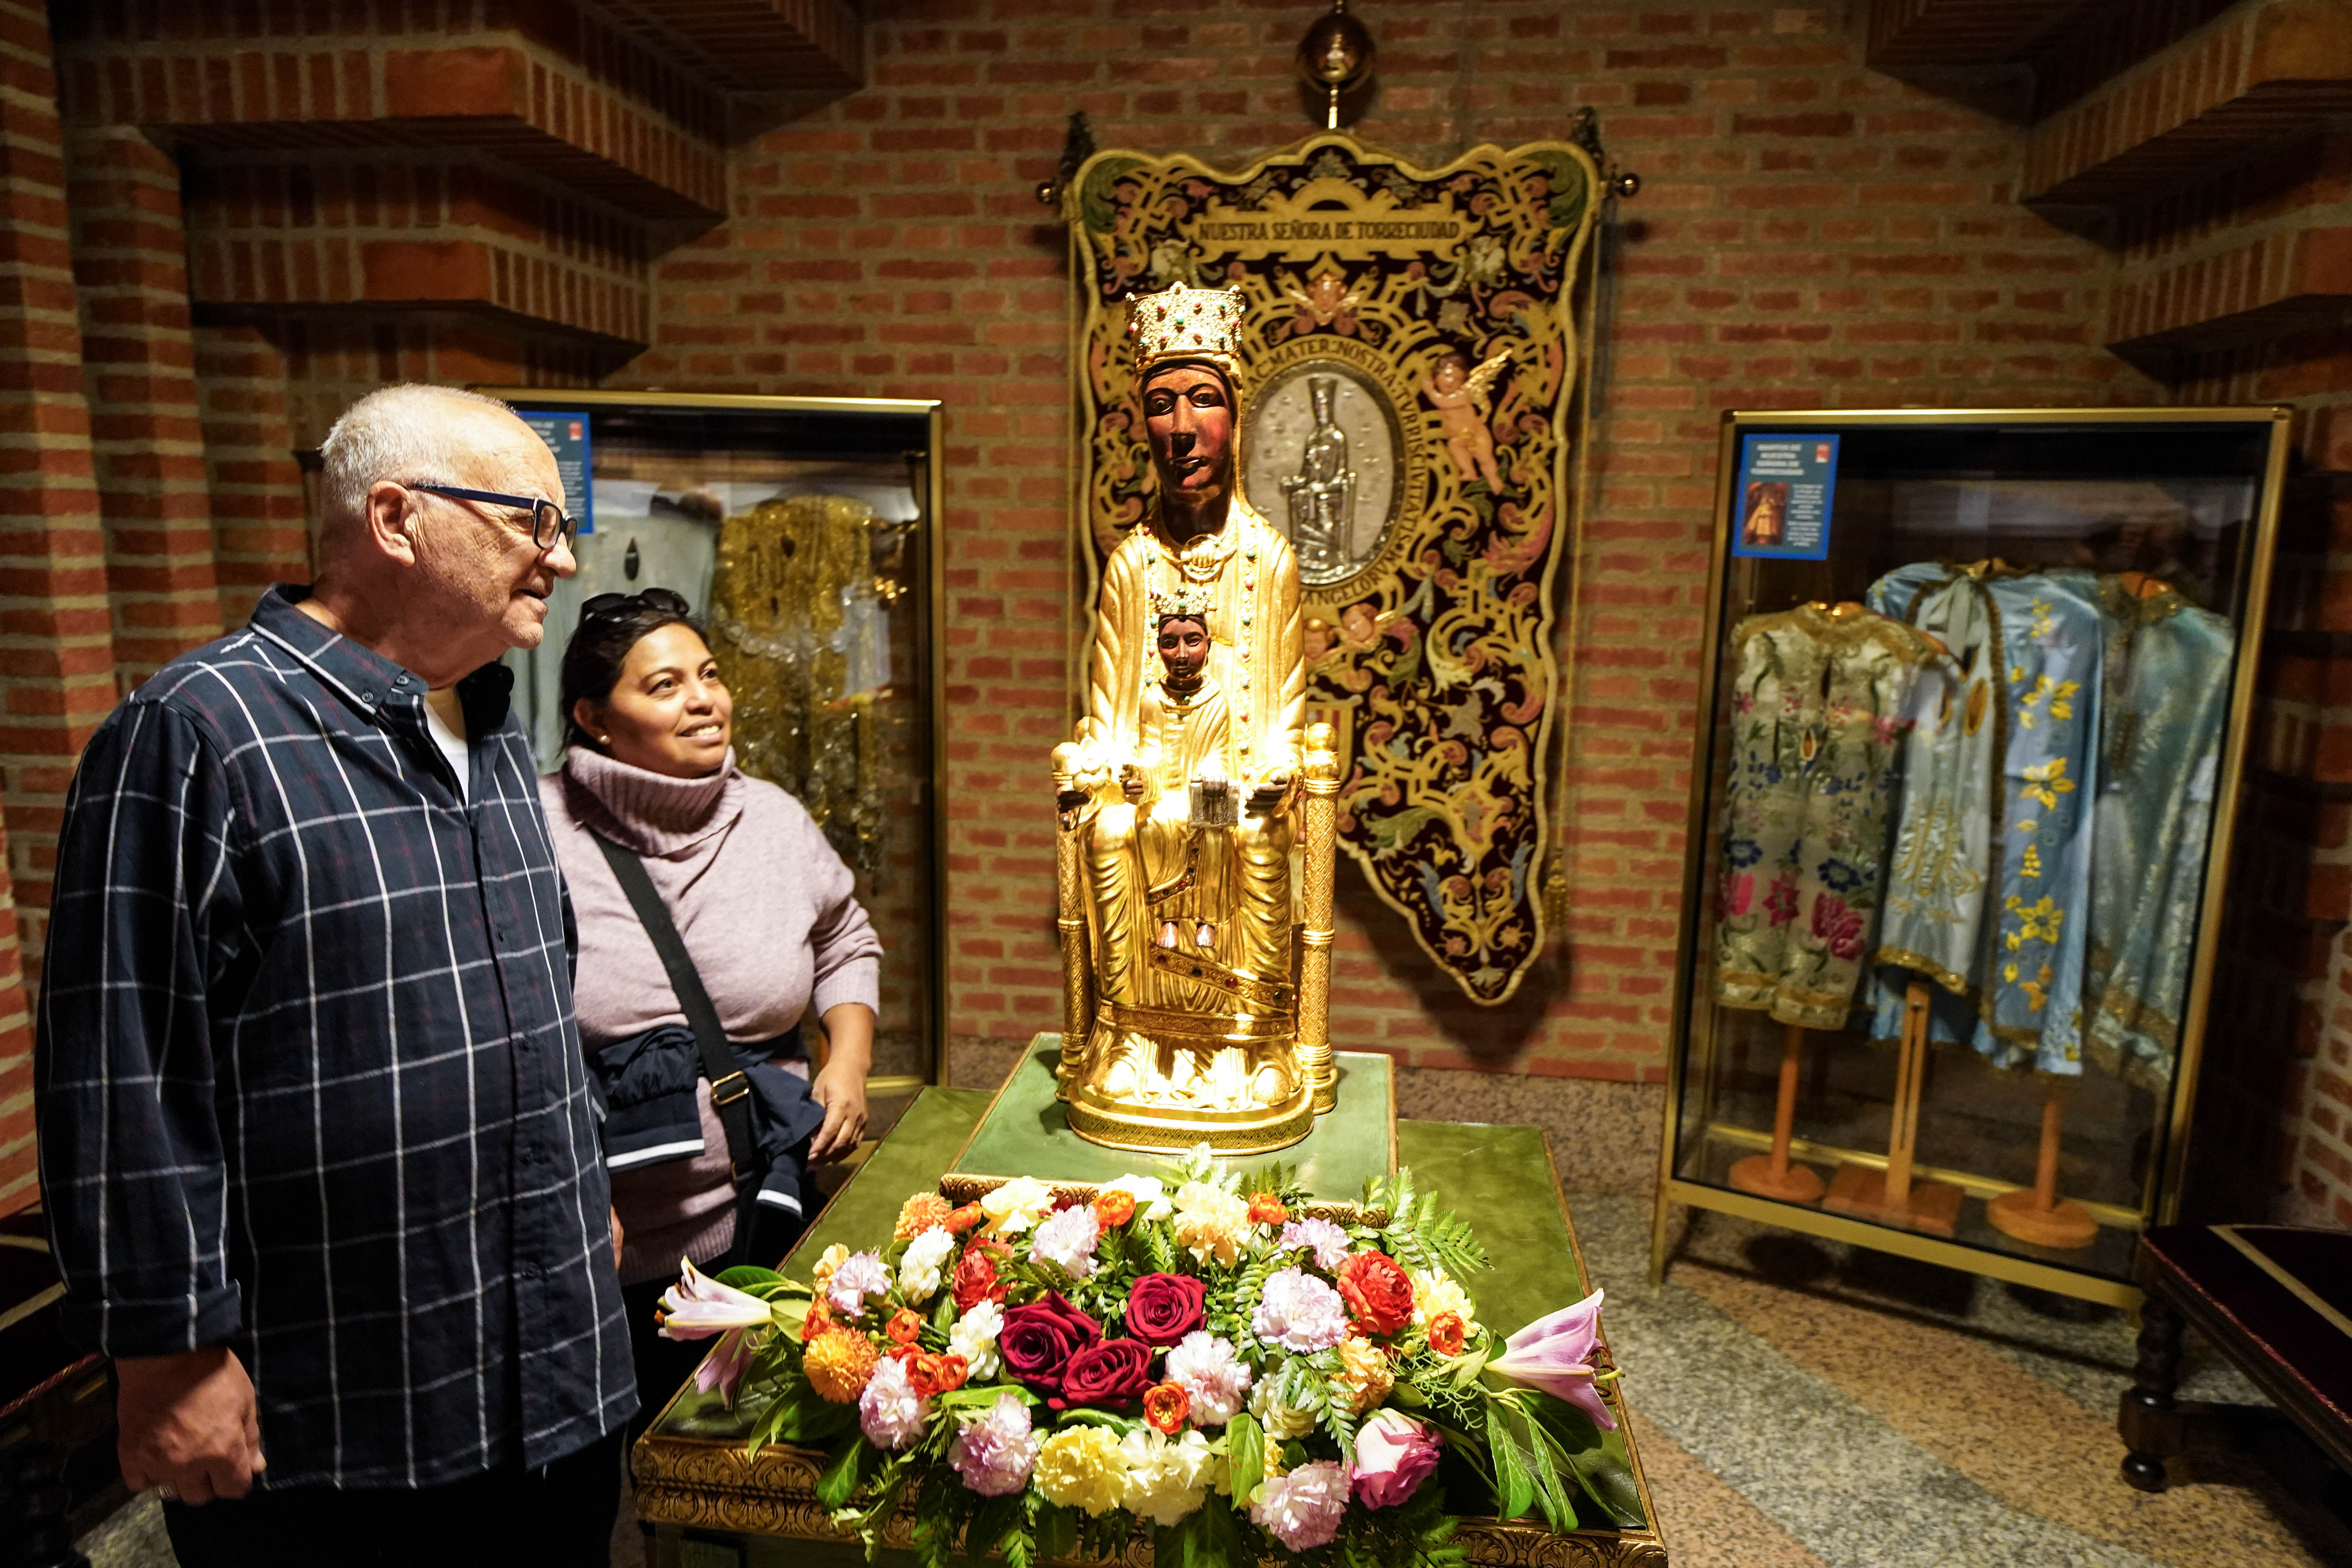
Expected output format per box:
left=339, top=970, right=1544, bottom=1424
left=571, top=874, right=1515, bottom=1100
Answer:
left=1053, top=283, right=1342, bottom=1154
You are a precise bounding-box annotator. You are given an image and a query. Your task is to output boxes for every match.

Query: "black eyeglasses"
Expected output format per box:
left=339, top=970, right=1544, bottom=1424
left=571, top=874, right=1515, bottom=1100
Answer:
left=581, top=588, right=691, bottom=621
left=409, top=483, right=577, bottom=551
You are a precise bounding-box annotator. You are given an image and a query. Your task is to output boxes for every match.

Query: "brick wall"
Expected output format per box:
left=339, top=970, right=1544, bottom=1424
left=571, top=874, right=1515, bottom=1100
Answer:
left=612, top=0, right=2154, bottom=1083
left=0, top=0, right=120, bottom=1207
left=2291, top=922, right=2352, bottom=1225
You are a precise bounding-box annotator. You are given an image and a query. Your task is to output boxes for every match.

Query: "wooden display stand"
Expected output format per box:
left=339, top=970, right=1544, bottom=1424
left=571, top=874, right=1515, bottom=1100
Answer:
left=1986, top=1080, right=2098, bottom=1249
left=1729, top=1023, right=1825, bottom=1203
left=1826, top=981, right=1963, bottom=1236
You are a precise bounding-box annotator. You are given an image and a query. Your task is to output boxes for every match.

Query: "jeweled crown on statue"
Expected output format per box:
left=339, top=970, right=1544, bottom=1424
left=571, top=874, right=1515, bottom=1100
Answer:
left=1051, top=283, right=1343, bottom=1154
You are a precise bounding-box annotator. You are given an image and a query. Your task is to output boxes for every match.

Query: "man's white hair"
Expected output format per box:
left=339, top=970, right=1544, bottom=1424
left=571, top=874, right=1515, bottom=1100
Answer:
left=317, top=384, right=524, bottom=534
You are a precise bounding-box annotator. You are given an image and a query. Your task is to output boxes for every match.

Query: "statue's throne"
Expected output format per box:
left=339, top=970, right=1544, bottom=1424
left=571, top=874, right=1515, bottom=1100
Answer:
left=1051, top=721, right=1343, bottom=1154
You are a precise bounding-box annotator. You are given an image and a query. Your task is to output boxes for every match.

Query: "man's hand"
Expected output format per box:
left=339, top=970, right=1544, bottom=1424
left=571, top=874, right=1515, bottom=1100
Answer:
left=610, top=1207, right=625, bottom=1270
left=116, top=1347, right=263, bottom=1505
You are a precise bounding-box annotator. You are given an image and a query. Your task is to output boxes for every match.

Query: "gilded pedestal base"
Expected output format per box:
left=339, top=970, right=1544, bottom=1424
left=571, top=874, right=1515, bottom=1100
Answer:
left=1063, top=1078, right=1317, bottom=1154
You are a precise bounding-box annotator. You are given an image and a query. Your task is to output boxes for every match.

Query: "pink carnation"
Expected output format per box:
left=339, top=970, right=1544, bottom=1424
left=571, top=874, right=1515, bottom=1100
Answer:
left=947, top=1390, right=1042, bottom=1496
left=857, top=1353, right=929, bottom=1451
left=1278, top=1217, right=1351, bottom=1272
left=1161, top=1330, right=1252, bottom=1427
left=1251, top=1267, right=1349, bottom=1353
left=1252, top=1459, right=1352, bottom=1550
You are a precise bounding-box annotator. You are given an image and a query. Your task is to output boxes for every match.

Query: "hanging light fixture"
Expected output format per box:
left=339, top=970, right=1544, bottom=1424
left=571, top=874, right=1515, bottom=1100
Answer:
left=1297, top=0, right=1376, bottom=130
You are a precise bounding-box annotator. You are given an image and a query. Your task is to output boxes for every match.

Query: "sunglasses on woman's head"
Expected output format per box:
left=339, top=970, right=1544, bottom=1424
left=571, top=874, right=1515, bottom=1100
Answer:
left=581, top=588, right=692, bottom=621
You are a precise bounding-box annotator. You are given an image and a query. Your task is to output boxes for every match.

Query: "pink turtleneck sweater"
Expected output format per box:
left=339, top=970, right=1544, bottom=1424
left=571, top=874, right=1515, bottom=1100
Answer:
left=541, top=746, right=881, bottom=1281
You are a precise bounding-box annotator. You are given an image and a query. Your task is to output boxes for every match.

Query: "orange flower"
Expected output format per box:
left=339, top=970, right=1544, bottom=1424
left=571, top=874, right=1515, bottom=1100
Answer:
left=801, top=1299, right=835, bottom=1342
left=803, top=1329, right=878, bottom=1403
left=1427, top=1311, right=1467, bottom=1357
left=886, top=1307, right=924, bottom=1345
left=1247, top=1192, right=1289, bottom=1226
left=943, top=1203, right=987, bottom=1235
left=1093, top=1188, right=1136, bottom=1227
left=886, top=1341, right=922, bottom=1365
left=908, top=1351, right=970, bottom=1397
left=895, top=1192, right=954, bottom=1240
left=1142, top=1381, right=1191, bottom=1434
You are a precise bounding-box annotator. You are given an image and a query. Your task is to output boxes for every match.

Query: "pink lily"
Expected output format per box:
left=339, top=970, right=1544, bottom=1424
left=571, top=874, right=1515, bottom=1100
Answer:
left=1486, top=1287, right=1615, bottom=1431
left=656, top=1257, right=774, bottom=1408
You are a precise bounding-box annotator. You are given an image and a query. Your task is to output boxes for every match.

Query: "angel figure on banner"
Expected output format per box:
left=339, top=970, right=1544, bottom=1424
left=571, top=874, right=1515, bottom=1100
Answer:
left=1422, top=345, right=1514, bottom=493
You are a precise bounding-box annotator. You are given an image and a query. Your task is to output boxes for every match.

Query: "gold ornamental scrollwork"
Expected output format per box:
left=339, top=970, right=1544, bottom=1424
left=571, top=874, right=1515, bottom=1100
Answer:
left=1062, top=133, right=1602, bottom=1005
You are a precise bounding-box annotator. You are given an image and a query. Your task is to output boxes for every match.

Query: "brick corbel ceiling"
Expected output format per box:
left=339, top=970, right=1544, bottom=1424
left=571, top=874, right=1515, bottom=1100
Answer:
left=52, top=0, right=866, bottom=363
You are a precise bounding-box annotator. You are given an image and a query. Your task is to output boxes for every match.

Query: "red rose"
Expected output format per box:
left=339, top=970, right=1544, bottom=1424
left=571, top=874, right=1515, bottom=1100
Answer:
left=999, top=1290, right=1102, bottom=1387
left=953, top=1241, right=1011, bottom=1312
left=1056, top=1338, right=1154, bottom=1410
left=1337, top=1251, right=1415, bottom=1336
left=1123, top=1272, right=1207, bottom=1347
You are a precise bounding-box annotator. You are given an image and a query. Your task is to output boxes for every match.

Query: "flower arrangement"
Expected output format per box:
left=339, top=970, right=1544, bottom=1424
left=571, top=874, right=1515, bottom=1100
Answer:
left=657, top=1151, right=1642, bottom=1568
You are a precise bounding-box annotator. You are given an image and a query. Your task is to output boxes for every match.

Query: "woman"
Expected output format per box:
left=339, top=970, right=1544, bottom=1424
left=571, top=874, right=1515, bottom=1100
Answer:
left=543, top=587, right=878, bottom=1432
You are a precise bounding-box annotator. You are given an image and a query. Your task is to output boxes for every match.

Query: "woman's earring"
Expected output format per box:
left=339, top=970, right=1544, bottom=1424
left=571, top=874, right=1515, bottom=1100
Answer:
left=599, top=734, right=611, bottom=745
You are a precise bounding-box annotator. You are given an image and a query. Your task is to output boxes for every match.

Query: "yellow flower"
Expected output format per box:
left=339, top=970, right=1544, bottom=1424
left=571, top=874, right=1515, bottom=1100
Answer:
left=2019, top=758, right=2073, bottom=810
left=2003, top=893, right=2064, bottom=946
left=2020, top=845, right=2042, bottom=879
left=802, top=1328, right=877, bottom=1404
left=1035, top=1426, right=1129, bottom=1515
left=1171, top=1181, right=1251, bottom=1268
left=980, top=1176, right=1056, bottom=1235
left=1409, top=1268, right=1479, bottom=1333
left=811, top=1243, right=850, bottom=1300
left=1335, top=1335, right=1394, bottom=1414
left=2021, top=964, right=2053, bottom=1012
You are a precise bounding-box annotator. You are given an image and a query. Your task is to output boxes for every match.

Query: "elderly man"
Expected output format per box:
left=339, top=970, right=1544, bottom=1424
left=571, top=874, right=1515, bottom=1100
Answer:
left=34, top=385, right=633, bottom=1565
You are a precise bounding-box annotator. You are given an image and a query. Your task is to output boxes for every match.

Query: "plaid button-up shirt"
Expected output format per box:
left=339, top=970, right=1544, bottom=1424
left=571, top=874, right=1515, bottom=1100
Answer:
left=35, top=586, right=634, bottom=1488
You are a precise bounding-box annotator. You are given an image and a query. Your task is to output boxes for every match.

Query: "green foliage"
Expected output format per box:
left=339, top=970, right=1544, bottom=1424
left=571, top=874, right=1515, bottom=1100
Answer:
left=1360, top=1170, right=1488, bottom=1281
left=1519, top=1391, right=1646, bottom=1528
left=815, top=1430, right=878, bottom=1511
left=1156, top=1494, right=1243, bottom=1568
left=1226, top=1411, right=1265, bottom=1505
left=1483, top=1403, right=1535, bottom=1523
left=1033, top=1500, right=1078, bottom=1563
left=745, top=1376, right=854, bottom=1457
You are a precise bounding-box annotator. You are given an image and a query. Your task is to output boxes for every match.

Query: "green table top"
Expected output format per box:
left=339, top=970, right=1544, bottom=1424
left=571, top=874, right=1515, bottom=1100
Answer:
left=946, top=1040, right=1397, bottom=1200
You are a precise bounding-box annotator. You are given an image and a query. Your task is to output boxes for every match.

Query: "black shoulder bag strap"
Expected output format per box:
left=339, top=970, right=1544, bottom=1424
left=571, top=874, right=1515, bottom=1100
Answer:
left=589, top=833, right=766, bottom=1238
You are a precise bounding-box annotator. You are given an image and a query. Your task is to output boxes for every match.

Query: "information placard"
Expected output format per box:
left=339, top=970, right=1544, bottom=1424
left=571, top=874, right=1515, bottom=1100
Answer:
left=518, top=410, right=594, bottom=536
left=1730, top=433, right=1837, bottom=560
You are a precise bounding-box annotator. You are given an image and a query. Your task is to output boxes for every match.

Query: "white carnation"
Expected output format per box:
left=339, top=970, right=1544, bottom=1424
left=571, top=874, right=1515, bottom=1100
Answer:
left=948, top=1298, right=1005, bottom=1379
left=897, top=1228, right=956, bottom=1303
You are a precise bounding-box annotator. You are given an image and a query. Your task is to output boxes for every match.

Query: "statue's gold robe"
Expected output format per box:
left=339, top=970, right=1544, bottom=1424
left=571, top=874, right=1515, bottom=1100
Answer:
left=1073, top=501, right=1304, bottom=1105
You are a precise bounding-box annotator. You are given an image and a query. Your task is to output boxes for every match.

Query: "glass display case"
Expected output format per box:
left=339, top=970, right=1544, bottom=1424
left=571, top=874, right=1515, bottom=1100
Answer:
left=479, top=390, right=946, bottom=1095
left=1651, top=407, right=2291, bottom=1306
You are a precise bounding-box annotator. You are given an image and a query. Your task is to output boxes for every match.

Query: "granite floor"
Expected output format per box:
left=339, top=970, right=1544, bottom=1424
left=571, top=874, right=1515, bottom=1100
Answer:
left=74, top=1192, right=2352, bottom=1568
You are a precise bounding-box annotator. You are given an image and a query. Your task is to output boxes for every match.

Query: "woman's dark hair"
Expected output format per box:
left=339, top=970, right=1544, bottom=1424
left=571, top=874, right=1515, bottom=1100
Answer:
left=557, top=587, right=702, bottom=750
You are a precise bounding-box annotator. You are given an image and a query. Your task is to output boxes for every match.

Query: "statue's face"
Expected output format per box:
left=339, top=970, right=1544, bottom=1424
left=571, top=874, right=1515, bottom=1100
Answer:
left=1156, top=615, right=1210, bottom=686
left=1434, top=358, right=1465, bottom=392
left=1142, top=365, right=1234, bottom=505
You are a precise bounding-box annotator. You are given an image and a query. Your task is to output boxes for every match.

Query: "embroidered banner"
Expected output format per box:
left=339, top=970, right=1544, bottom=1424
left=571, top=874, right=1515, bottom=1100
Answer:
left=1062, top=134, right=1601, bottom=1005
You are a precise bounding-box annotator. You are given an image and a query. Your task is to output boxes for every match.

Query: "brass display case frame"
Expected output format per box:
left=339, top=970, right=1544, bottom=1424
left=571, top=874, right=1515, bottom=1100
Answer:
left=1648, top=405, right=2294, bottom=1310
left=475, top=389, right=949, bottom=1096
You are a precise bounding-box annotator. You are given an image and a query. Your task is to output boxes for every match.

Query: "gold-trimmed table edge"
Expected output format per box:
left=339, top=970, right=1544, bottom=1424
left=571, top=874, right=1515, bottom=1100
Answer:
left=633, top=1429, right=1668, bottom=1566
